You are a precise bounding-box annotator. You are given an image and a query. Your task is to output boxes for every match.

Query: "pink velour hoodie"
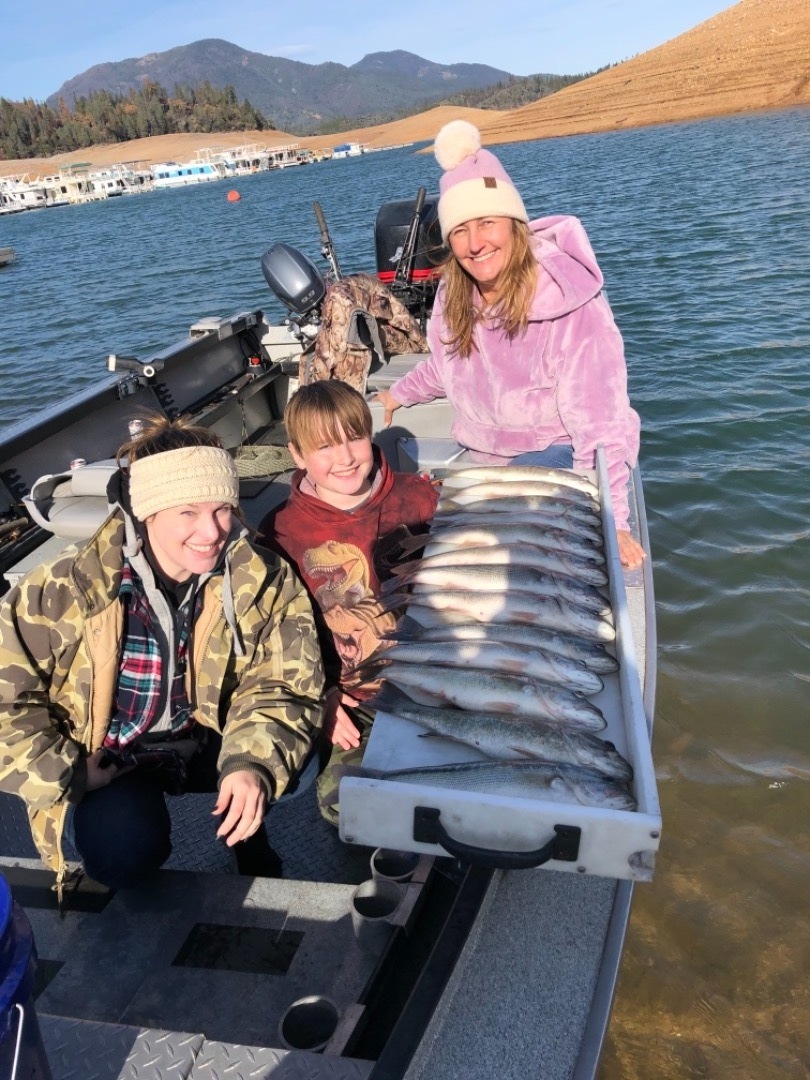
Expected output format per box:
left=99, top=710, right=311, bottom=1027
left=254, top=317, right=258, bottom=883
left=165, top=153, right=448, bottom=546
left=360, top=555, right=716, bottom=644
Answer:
left=388, top=215, right=641, bottom=530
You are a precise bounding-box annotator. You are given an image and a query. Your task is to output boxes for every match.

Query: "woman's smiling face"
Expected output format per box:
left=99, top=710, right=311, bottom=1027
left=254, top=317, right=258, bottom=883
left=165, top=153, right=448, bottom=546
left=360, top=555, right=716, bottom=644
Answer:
left=448, top=216, right=515, bottom=301
left=145, top=502, right=233, bottom=581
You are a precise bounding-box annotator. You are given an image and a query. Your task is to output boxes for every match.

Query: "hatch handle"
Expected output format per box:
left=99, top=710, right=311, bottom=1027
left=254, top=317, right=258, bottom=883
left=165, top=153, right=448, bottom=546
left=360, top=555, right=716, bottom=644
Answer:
left=413, top=806, right=581, bottom=869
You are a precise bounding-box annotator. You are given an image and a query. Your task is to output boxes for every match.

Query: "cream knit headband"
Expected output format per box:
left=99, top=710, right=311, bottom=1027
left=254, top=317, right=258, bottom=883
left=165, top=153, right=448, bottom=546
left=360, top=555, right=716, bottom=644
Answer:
left=128, top=446, right=240, bottom=521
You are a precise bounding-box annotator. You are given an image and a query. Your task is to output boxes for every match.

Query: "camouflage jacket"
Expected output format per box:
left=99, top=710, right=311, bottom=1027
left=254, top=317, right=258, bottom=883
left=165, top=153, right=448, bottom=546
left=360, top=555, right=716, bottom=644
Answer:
left=303, top=273, right=428, bottom=393
left=0, top=512, right=325, bottom=874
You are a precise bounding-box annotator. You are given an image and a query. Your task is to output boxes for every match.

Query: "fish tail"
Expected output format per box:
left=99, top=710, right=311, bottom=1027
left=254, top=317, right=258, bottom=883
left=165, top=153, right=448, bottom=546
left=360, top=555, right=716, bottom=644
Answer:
left=395, top=532, right=432, bottom=556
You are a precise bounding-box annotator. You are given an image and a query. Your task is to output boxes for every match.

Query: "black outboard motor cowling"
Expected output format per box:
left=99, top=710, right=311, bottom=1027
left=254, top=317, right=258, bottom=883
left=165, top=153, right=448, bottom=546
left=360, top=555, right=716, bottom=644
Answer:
left=374, top=194, right=446, bottom=285
left=374, top=193, right=446, bottom=327
left=262, top=242, right=327, bottom=316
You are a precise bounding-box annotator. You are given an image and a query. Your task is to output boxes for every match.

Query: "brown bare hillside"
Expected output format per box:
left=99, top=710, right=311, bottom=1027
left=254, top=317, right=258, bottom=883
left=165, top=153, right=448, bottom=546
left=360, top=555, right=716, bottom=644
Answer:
left=479, top=0, right=810, bottom=144
left=1, top=0, right=806, bottom=177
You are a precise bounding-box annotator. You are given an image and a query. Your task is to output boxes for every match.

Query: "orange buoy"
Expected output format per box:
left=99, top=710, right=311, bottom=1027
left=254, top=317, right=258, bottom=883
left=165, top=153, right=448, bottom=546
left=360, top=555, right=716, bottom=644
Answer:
left=227, top=190, right=241, bottom=202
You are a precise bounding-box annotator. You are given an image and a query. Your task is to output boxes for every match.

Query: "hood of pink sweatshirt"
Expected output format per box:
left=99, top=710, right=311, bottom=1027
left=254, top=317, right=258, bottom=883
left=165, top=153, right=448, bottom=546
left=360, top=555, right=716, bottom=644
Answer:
left=526, top=215, right=605, bottom=320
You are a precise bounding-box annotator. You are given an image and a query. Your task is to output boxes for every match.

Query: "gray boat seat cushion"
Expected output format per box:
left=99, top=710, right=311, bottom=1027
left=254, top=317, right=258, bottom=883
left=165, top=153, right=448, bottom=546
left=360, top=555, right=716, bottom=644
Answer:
left=24, top=460, right=118, bottom=539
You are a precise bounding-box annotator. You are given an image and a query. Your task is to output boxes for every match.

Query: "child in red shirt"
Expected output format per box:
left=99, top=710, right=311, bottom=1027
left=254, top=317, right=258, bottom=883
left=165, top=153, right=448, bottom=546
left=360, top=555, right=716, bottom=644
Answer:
left=259, top=380, right=438, bottom=822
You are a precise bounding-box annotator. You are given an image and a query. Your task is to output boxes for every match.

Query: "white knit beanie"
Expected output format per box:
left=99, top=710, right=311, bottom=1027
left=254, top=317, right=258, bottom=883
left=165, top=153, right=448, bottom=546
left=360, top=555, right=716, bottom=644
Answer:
left=435, top=120, right=528, bottom=241
left=128, top=446, right=239, bottom=521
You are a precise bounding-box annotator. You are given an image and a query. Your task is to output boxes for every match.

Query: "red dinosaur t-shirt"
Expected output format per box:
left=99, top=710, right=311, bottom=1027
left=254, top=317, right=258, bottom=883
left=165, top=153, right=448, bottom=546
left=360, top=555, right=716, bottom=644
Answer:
left=259, top=448, right=437, bottom=694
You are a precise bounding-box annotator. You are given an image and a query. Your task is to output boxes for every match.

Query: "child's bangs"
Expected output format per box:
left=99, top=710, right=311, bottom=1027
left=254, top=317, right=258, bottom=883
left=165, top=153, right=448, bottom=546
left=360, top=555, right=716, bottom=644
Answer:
left=287, top=382, right=372, bottom=453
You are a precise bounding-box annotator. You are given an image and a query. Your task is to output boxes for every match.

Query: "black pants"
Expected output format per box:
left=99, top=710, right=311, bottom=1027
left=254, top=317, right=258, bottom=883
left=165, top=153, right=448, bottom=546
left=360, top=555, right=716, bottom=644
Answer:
left=69, top=733, right=317, bottom=889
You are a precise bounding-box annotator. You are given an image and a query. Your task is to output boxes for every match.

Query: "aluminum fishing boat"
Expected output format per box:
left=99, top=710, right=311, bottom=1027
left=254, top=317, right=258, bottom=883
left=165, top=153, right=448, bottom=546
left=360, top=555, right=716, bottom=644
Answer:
left=0, top=197, right=659, bottom=1080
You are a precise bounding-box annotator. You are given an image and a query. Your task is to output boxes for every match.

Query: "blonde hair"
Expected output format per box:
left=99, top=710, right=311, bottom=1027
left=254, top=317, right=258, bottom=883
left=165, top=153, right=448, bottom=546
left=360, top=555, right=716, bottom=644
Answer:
left=285, top=381, right=372, bottom=454
left=441, top=219, right=538, bottom=358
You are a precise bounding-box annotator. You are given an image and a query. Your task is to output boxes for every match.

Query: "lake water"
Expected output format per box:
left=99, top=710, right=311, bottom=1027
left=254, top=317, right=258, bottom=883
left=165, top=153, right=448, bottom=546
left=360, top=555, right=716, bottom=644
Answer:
left=1, top=108, right=808, bottom=1077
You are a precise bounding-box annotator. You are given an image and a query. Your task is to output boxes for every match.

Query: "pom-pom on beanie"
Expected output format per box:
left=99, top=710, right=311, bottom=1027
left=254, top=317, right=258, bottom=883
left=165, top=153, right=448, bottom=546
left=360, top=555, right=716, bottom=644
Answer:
left=129, top=445, right=240, bottom=521
left=435, top=120, right=528, bottom=241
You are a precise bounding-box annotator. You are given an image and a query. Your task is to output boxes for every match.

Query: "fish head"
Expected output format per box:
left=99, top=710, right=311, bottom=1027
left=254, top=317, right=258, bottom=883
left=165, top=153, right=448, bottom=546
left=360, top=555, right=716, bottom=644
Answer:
left=576, top=734, right=634, bottom=783
left=574, top=771, right=637, bottom=811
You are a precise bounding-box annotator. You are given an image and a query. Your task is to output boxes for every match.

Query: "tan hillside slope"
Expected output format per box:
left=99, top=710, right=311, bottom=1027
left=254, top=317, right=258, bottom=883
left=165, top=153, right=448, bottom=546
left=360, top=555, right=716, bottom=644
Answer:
left=478, top=0, right=810, bottom=144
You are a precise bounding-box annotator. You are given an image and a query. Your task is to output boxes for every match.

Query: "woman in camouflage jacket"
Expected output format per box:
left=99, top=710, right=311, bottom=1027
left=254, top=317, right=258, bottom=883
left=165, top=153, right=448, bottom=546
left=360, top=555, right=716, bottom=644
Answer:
left=0, top=415, right=324, bottom=898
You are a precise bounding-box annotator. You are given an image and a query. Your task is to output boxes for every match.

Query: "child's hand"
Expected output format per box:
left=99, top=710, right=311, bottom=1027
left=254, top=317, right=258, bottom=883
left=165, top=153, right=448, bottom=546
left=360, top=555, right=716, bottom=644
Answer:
left=325, top=689, right=362, bottom=751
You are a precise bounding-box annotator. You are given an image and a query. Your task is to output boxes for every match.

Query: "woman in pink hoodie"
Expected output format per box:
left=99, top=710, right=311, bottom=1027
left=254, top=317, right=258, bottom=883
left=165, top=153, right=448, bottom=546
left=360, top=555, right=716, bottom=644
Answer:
left=376, top=121, right=644, bottom=568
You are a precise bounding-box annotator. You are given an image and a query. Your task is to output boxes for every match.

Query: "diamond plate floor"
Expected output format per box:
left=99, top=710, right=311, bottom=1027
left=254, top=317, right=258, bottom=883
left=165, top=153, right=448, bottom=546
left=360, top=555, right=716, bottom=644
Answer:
left=39, top=1016, right=375, bottom=1079
left=0, top=781, right=382, bottom=1079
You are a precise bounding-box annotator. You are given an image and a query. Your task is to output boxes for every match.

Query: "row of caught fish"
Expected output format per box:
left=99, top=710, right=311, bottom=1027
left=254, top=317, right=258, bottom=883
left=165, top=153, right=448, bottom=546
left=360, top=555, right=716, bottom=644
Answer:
left=366, top=464, right=636, bottom=810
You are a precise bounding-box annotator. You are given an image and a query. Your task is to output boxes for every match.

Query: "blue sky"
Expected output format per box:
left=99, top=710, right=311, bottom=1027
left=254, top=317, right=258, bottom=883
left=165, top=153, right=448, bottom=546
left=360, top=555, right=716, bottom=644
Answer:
left=2, top=0, right=735, bottom=103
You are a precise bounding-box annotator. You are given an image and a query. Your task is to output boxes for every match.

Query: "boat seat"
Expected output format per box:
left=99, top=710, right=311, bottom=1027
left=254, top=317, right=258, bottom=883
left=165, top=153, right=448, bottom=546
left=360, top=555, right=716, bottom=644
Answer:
left=24, top=460, right=117, bottom=539
left=367, top=352, right=429, bottom=391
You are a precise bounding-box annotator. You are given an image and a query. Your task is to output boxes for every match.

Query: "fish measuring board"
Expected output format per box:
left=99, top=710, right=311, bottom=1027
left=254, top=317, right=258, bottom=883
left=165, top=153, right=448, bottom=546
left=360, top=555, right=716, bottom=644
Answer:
left=339, top=450, right=662, bottom=881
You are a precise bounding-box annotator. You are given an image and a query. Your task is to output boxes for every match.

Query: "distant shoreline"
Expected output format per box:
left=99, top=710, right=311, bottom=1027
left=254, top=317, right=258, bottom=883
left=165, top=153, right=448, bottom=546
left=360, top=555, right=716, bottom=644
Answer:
left=0, top=102, right=805, bottom=181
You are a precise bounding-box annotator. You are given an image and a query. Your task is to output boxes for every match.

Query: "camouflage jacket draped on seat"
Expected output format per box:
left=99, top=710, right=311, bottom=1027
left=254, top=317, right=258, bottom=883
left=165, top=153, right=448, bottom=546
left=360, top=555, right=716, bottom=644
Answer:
left=0, top=512, right=325, bottom=876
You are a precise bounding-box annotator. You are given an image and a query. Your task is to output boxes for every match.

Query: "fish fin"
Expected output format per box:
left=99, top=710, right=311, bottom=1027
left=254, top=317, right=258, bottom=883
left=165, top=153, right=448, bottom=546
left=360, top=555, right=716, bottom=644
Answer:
left=379, top=615, right=425, bottom=642
left=366, top=683, right=413, bottom=713
left=380, top=573, right=412, bottom=596
left=388, top=559, right=421, bottom=578
left=347, top=655, right=388, bottom=681
left=377, top=590, right=413, bottom=615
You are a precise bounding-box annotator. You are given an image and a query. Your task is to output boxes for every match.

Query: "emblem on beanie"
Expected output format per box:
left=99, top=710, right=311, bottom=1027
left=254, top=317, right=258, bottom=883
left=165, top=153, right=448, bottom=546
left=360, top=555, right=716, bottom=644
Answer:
left=484, top=177, right=497, bottom=188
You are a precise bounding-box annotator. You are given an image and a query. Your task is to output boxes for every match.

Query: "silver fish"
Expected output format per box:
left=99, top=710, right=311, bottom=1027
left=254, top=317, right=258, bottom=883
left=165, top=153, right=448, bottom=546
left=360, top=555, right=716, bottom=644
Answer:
left=374, top=692, right=631, bottom=781
left=378, top=661, right=607, bottom=731
left=385, top=619, right=619, bottom=674
left=372, top=637, right=603, bottom=694
left=438, top=478, right=599, bottom=511
left=396, top=589, right=616, bottom=643
left=433, top=465, right=599, bottom=498
left=438, top=503, right=604, bottom=544
left=379, top=760, right=637, bottom=811
left=425, top=518, right=604, bottom=554
left=439, top=492, right=600, bottom=526
left=386, top=564, right=611, bottom=616
left=391, top=544, right=608, bottom=587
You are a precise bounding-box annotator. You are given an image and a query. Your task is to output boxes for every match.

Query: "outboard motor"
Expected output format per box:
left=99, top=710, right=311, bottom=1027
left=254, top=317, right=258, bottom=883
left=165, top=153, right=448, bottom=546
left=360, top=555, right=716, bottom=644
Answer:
left=262, top=242, right=327, bottom=319
left=261, top=241, right=328, bottom=351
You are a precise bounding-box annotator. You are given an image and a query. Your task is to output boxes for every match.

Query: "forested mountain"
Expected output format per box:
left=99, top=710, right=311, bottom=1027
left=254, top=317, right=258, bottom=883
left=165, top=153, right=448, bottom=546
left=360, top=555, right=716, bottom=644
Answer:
left=48, top=41, right=519, bottom=133
left=0, top=83, right=269, bottom=161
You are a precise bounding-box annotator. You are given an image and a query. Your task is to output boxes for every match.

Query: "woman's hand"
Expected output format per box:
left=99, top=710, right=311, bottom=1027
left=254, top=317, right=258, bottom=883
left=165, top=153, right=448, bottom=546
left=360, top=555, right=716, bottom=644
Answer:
left=373, top=389, right=402, bottom=428
left=617, top=529, right=646, bottom=570
left=214, top=770, right=267, bottom=846
left=84, top=749, right=133, bottom=792
left=324, top=688, right=362, bottom=751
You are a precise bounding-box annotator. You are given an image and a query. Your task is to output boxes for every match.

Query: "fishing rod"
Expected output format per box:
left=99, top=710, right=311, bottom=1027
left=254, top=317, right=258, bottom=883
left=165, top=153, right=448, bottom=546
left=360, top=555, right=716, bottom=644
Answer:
left=313, top=200, right=342, bottom=281
left=393, top=186, right=426, bottom=290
